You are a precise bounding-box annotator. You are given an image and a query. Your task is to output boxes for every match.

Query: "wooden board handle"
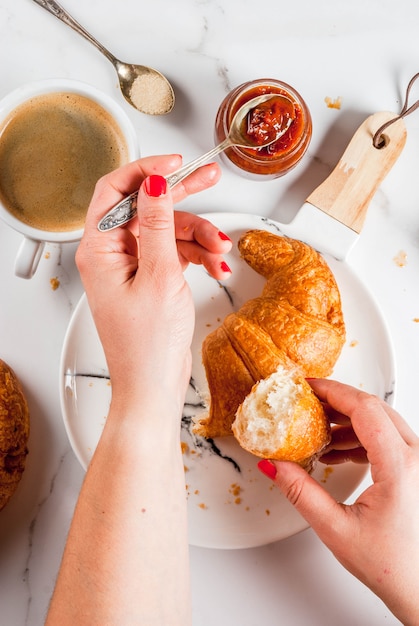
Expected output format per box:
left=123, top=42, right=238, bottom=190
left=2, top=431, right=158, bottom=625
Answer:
left=306, top=111, right=407, bottom=233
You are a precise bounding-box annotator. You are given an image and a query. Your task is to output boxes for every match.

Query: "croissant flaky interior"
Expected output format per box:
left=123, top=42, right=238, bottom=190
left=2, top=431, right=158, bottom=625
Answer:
left=232, top=366, right=331, bottom=470
left=194, top=230, right=346, bottom=445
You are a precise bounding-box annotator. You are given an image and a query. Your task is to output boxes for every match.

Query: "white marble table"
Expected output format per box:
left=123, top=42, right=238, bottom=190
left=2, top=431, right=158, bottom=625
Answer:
left=1, top=0, right=419, bottom=623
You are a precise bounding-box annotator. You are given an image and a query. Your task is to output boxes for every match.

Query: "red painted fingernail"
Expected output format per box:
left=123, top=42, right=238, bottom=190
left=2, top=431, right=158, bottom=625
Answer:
left=218, top=231, right=231, bottom=242
left=145, top=175, right=167, bottom=197
left=257, top=459, right=277, bottom=480
left=220, top=260, right=232, bottom=273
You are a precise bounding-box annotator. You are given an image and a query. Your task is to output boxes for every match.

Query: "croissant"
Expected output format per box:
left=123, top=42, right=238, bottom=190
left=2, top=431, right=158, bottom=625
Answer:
left=0, top=359, right=30, bottom=511
left=194, top=230, right=345, bottom=441
left=232, top=366, right=330, bottom=470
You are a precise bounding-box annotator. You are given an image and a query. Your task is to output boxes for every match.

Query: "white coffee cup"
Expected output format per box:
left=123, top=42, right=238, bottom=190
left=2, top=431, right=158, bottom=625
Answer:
left=0, top=79, right=139, bottom=278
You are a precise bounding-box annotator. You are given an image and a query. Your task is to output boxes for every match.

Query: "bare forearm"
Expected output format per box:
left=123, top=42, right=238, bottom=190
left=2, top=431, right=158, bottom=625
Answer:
left=46, top=402, right=191, bottom=625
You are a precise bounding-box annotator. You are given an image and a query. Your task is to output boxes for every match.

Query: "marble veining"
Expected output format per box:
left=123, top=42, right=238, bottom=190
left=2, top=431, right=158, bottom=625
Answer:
left=22, top=450, right=68, bottom=624
left=183, top=378, right=242, bottom=473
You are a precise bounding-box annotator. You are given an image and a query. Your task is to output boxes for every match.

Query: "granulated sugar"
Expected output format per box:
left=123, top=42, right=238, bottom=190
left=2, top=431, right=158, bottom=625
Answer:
left=129, top=73, right=174, bottom=114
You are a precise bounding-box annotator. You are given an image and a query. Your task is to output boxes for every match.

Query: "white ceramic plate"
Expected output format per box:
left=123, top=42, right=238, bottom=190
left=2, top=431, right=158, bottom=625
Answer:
left=60, top=213, right=396, bottom=549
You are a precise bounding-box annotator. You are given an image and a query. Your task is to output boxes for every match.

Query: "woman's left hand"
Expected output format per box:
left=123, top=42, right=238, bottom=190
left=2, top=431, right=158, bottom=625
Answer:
left=76, top=154, right=232, bottom=406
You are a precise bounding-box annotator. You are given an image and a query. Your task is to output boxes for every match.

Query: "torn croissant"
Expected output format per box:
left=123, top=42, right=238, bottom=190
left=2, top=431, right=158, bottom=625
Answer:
left=194, top=230, right=345, bottom=452
left=232, top=366, right=330, bottom=470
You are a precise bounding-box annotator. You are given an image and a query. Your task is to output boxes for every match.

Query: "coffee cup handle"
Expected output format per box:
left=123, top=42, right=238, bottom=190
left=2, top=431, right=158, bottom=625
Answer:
left=15, top=237, right=45, bottom=279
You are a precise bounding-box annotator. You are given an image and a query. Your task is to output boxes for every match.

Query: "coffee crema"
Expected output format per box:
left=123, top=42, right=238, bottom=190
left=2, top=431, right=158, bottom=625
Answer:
left=0, top=92, right=129, bottom=232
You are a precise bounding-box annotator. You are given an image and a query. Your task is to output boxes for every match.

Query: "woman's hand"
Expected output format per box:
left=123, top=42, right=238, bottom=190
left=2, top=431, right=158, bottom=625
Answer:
left=318, top=394, right=369, bottom=465
left=48, top=155, right=232, bottom=626
left=258, top=379, right=419, bottom=626
left=76, top=154, right=232, bottom=407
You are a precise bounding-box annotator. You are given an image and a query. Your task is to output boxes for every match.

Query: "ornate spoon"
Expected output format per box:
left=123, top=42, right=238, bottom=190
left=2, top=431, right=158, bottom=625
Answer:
left=32, top=0, right=175, bottom=115
left=97, top=93, right=295, bottom=231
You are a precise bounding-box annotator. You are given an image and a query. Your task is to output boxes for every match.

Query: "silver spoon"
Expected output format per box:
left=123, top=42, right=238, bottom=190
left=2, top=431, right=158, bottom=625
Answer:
left=32, top=0, right=175, bottom=115
left=97, top=93, right=295, bottom=232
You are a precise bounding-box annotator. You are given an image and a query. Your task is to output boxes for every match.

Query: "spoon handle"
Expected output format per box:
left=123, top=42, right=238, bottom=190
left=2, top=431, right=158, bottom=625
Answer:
left=32, top=0, right=118, bottom=65
left=165, top=138, right=231, bottom=187
left=97, top=139, right=232, bottom=232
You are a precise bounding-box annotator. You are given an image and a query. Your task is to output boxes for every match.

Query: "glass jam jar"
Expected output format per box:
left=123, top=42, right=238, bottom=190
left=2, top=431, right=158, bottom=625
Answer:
left=214, top=78, right=312, bottom=179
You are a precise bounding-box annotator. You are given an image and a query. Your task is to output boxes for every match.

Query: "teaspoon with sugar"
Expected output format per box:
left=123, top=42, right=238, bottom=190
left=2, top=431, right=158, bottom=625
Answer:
left=32, top=0, right=175, bottom=115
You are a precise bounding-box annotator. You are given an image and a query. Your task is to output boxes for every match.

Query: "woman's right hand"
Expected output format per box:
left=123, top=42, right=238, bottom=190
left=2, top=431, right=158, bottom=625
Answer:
left=258, top=379, right=419, bottom=626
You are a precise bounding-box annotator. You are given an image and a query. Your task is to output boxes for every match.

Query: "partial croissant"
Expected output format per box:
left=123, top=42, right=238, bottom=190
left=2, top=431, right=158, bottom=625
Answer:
left=194, top=230, right=345, bottom=440
left=232, top=365, right=331, bottom=470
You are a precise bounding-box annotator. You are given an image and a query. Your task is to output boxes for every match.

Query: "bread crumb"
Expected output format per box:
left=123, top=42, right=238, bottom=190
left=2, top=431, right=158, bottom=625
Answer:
left=265, top=509, right=271, bottom=516
left=413, top=318, right=419, bottom=323
left=198, top=502, right=207, bottom=510
left=229, top=483, right=242, bottom=497
left=393, top=250, right=407, bottom=267
left=349, top=340, right=359, bottom=348
left=321, top=466, right=334, bottom=483
left=227, top=483, right=243, bottom=506
left=44, top=252, right=50, bottom=259
left=325, top=96, right=342, bottom=109
left=184, top=465, right=189, bottom=472
left=181, top=441, right=189, bottom=454
left=50, top=277, right=60, bottom=290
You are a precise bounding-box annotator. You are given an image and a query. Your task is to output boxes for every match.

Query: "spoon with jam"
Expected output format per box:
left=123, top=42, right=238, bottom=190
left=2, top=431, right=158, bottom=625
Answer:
left=98, top=93, right=295, bottom=231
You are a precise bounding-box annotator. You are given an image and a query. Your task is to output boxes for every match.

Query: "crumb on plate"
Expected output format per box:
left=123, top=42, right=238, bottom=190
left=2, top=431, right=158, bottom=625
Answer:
left=50, top=277, right=60, bottom=290
left=181, top=441, right=189, bottom=454
left=321, top=466, right=334, bottom=483
left=229, top=483, right=242, bottom=497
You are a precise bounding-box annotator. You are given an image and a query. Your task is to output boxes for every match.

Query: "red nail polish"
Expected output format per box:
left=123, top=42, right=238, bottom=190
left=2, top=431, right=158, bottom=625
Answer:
left=218, top=231, right=231, bottom=242
left=145, top=175, right=167, bottom=197
left=220, top=260, right=232, bottom=273
left=257, top=459, right=277, bottom=480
